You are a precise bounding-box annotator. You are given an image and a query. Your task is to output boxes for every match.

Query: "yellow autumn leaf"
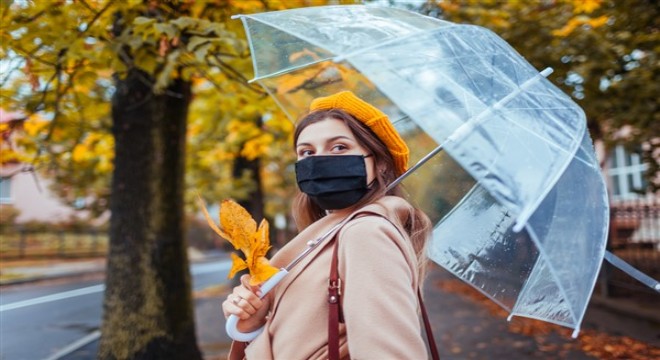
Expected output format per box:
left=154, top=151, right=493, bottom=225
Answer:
left=248, top=219, right=279, bottom=285
left=228, top=252, right=248, bottom=278
left=250, top=257, right=279, bottom=285
left=219, top=199, right=256, bottom=250
left=197, top=196, right=278, bottom=285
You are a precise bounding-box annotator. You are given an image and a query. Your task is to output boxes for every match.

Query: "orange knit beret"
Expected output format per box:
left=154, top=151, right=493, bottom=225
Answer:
left=309, top=91, right=409, bottom=176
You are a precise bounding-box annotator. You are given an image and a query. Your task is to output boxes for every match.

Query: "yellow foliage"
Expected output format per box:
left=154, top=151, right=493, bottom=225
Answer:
left=241, top=133, right=274, bottom=161
left=438, top=1, right=460, bottom=13
left=23, top=117, right=48, bottom=137
left=572, top=0, right=603, bottom=14
left=552, top=15, right=609, bottom=37
left=0, top=148, right=23, bottom=164
left=276, top=63, right=333, bottom=95
left=226, top=119, right=261, bottom=143
left=229, top=0, right=266, bottom=12
left=71, top=133, right=115, bottom=174
left=587, top=15, right=609, bottom=28
left=72, top=144, right=88, bottom=162
left=198, top=197, right=279, bottom=285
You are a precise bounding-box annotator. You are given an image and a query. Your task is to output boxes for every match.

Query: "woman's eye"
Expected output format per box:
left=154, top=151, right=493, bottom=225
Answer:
left=298, top=149, right=313, bottom=157
left=331, top=144, right=348, bottom=152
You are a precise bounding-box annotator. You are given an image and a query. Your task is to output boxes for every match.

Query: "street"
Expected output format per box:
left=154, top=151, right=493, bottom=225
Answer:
left=0, top=259, right=232, bottom=360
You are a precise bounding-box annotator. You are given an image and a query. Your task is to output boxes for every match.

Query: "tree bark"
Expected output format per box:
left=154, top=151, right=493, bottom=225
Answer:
left=99, top=69, right=201, bottom=359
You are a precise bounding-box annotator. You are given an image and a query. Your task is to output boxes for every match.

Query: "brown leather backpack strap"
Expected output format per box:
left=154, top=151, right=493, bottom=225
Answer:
left=418, top=288, right=440, bottom=360
left=328, top=237, right=342, bottom=360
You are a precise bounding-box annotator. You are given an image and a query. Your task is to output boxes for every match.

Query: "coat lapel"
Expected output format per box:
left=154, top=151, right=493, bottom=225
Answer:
left=269, top=214, right=347, bottom=316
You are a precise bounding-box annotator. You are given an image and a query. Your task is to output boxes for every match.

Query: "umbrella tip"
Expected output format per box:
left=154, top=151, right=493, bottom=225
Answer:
left=231, top=14, right=242, bottom=20
left=512, top=221, right=525, bottom=233
left=540, top=67, right=554, bottom=77
left=571, top=328, right=580, bottom=338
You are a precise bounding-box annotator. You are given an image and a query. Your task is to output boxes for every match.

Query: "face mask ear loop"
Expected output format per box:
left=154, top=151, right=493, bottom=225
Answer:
left=363, top=154, right=375, bottom=188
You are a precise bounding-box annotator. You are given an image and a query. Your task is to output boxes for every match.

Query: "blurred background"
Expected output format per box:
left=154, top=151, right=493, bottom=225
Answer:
left=1, top=0, right=657, bottom=359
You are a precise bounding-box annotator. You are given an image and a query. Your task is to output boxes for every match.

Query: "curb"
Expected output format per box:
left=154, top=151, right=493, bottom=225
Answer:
left=0, top=269, right=107, bottom=286
left=0, top=254, right=228, bottom=287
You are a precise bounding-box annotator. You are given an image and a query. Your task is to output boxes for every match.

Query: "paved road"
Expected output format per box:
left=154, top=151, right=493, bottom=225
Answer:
left=0, top=259, right=231, bottom=360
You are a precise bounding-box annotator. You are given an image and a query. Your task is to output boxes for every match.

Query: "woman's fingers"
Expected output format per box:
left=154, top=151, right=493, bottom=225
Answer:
left=221, top=281, right=264, bottom=319
left=221, top=275, right=269, bottom=324
left=240, top=274, right=263, bottom=297
left=223, top=295, right=256, bottom=318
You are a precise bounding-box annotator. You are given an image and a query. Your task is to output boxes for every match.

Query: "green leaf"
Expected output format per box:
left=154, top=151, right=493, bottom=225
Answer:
left=187, top=36, right=209, bottom=51
left=171, top=17, right=197, bottom=30
left=134, top=49, right=160, bottom=75
left=154, top=50, right=180, bottom=92
left=154, top=23, right=178, bottom=39
left=194, top=43, right=213, bottom=63
left=77, top=71, right=99, bottom=88
left=133, top=16, right=156, bottom=26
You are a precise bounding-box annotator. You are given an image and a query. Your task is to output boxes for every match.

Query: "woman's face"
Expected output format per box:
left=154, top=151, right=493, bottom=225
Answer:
left=296, top=117, right=376, bottom=184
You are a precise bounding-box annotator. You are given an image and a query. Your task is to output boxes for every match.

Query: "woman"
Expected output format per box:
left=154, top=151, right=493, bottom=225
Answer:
left=223, top=91, right=433, bottom=360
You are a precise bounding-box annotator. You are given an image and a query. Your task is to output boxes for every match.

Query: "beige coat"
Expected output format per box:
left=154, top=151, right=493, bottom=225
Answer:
left=230, top=196, right=427, bottom=360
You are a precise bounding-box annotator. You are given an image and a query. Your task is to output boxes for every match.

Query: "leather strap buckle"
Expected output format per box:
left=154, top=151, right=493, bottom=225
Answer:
left=328, top=278, right=342, bottom=296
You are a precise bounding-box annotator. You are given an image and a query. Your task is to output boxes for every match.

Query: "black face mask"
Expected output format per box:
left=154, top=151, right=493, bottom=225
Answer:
left=295, top=155, right=372, bottom=210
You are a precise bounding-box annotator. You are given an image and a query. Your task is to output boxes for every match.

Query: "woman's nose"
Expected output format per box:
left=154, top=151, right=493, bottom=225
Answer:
left=314, top=149, right=332, bottom=156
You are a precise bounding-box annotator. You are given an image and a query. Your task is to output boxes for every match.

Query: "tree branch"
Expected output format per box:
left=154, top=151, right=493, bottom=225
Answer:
left=80, top=1, right=114, bottom=35
left=209, top=54, right=266, bottom=96
left=10, top=43, right=56, bottom=67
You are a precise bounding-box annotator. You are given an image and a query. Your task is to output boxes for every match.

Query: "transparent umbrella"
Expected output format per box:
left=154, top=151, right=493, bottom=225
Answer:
left=226, top=5, right=656, bottom=340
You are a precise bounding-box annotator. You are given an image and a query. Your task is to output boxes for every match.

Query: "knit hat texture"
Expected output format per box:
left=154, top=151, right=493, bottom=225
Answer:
left=310, top=91, right=409, bottom=176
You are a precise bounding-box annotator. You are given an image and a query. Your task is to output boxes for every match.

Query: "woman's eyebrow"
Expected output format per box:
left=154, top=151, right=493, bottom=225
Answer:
left=296, top=136, right=354, bottom=148
left=327, top=135, right=353, bottom=142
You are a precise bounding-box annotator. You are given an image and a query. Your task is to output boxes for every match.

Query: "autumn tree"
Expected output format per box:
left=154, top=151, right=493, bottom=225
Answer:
left=418, top=0, right=659, bottom=189
left=1, top=0, right=350, bottom=358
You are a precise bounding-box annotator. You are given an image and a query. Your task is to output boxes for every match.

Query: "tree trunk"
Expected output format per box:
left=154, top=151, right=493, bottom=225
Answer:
left=99, top=69, right=201, bottom=359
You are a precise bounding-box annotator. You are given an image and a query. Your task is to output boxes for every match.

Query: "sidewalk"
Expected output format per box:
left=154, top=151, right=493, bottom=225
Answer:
left=0, top=248, right=216, bottom=286
left=424, top=265, right=660, bottom=359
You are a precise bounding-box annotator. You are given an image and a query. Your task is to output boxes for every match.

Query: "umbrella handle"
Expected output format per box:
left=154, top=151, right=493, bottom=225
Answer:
left=225, top=269, right=288, bottom=342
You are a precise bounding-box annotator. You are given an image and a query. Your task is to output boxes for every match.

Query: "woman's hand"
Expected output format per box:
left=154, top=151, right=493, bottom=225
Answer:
left=222, top=274, right=271, bottom=333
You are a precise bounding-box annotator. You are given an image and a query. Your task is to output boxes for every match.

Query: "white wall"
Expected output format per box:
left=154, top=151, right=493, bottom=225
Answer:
left=1, top=165, right=87, bottom=223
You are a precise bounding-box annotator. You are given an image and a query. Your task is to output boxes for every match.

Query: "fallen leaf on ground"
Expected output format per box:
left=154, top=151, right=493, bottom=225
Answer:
left=435, top=278, right=660, bottom=359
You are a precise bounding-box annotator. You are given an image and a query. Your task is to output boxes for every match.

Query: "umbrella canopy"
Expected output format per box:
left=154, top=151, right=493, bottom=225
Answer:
left=233, top=5, right=609, bottom=336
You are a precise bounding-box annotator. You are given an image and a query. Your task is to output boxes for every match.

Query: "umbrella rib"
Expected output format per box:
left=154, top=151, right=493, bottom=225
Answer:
left=249, top=58, right=332, bottom=84
left=332, top=25, right=454, bottom=63
left=235, top=15, right=338, bottom=83
left=521, top=225, right=580, bottom=327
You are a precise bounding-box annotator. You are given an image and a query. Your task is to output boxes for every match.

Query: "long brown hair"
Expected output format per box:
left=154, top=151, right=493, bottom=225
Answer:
left=292, top=109, right=432, bottom=280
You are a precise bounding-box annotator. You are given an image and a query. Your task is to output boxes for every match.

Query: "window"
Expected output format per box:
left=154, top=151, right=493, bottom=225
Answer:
left=73, top=197, right=86, bottom=209
left=607, top=145, right=648, bottom=200
left=0, top=178, right=12, bottom=204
